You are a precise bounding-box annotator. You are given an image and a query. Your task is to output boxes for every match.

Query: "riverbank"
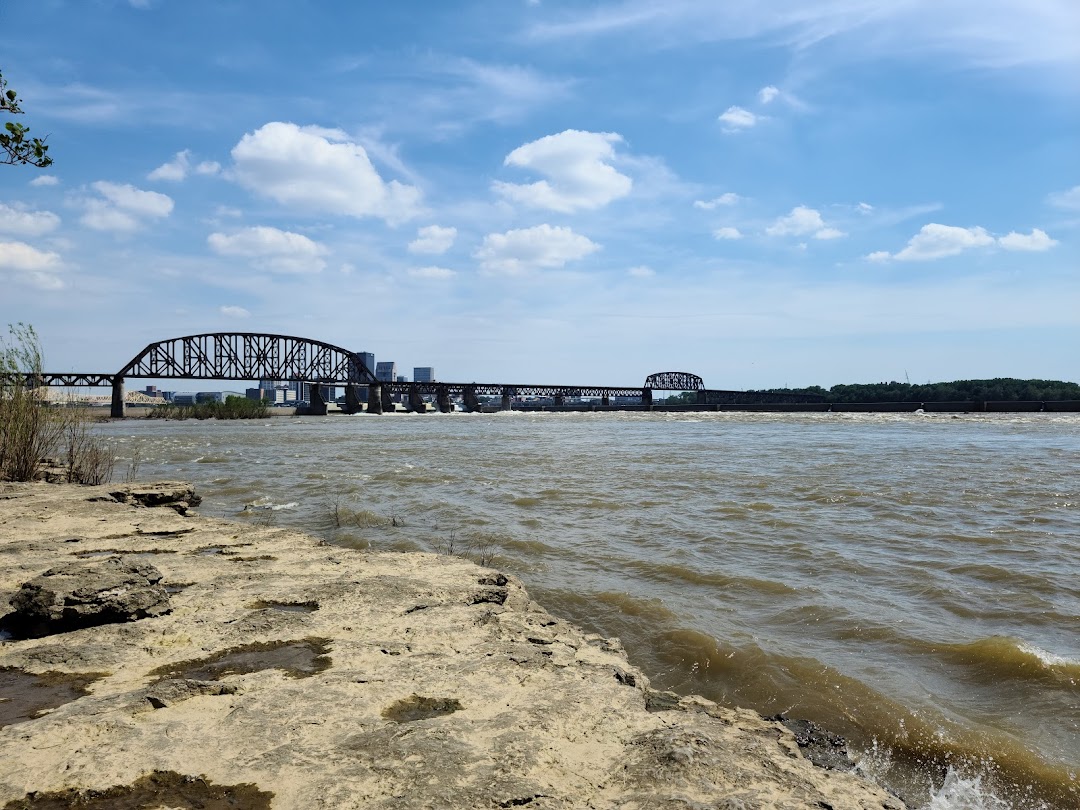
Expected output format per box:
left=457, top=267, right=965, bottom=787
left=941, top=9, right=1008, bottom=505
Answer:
left=0, top=481, right=904, bottom=809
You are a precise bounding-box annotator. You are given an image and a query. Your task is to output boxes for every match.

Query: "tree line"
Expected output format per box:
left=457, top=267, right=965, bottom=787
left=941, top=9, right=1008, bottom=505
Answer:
left=757, top=378, right=1080, bottom=403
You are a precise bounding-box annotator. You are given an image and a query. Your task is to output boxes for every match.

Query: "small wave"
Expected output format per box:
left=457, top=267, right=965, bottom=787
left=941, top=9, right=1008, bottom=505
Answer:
left=923, top=768, right=1017, bottom=810
left=926, top=636, right=1080, bottom=687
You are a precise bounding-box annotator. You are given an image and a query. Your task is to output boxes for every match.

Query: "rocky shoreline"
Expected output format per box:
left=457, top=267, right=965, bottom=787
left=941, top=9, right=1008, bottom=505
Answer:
left=0, top=481, right=905, bottom=809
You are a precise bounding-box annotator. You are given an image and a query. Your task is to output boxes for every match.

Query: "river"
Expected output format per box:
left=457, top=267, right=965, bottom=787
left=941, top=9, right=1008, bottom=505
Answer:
left=94, top=411, right=1079, bottom=809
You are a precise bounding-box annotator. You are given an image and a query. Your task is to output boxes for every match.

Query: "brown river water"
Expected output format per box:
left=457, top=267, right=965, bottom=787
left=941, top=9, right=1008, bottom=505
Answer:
left=95, top=411, right=1080, bottom=809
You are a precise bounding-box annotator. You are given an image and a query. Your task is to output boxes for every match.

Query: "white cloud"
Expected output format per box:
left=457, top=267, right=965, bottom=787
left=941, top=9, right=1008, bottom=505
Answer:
left=628, top=265, right=655, bottom=277
left=718, top=106, right=758, bottom=131
left=894, top=223, right=995, bottom=261
left=493, top=130, right=632, bottom=213
left=0, top=204, right=61, bottom=237
left=1047, top=185, right=1080, bottom=211
left=195, top=161, right=221, bottom=176
left=713, top=226, right=743, bottom=240
left=473, top=224, right=599, bottom=274
left=758, top=85, right=780, bottom=104
left=0, top=240, right=64, bottom=290
left=231, top=122, right=421, bottom=224
left=857, top=202, right=875, bottom=214
left=78, top=181, right=174, bottom=232
left=148, top=149, right=191, bottom=181
left=865, top=250, right=892, bottom=263
left=694, top=193, right=740, bottom=209
left=998, top=228, right=1058, bottom=252
left=407, top=266, right=457, bottom=280
left=408, top=225, right=457, bottom=255
left=207, top=226, right=328, bottom=274
left=765, top=206, right=846, bottom=240
left=219, top=305, right=251, bottom=318
left=29, top=175, right=59, bottom=187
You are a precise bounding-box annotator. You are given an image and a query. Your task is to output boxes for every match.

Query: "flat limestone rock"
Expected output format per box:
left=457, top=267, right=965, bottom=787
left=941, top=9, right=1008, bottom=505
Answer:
left=7, top=556, right=171, bottom=637
left=0, top=482, right=906, bottom=810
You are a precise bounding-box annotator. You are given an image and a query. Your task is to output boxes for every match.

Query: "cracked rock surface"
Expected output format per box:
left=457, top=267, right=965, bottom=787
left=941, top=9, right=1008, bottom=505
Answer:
left=0, top=482, right=904, bottom=809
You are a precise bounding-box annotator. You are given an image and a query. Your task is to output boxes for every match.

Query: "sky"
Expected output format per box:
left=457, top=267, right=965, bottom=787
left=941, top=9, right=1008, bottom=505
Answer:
left=1, top=0, right=1078, bottom=390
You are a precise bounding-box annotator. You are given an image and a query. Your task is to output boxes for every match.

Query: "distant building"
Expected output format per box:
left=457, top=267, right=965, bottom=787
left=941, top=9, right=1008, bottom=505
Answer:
left=246, top=388, right=264, bottom=401
left=141, top=385, right=159, bottom=397
left=397, top=375, right=408, bottom=383
left=375, top=361, right=396, bottom=383
left=172, top=393, right=196, bottom=406
left=355, top=351, right=375, bottom=380
left=413, top=367, right=435, bottom=383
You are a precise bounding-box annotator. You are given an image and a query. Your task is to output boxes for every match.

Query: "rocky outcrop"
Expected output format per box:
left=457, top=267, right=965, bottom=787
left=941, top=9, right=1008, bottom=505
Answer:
left=0, top=482, right=905, bottom=809
left=108, top=482, right=201, bottom=514
left=6, top=556, right=171, bottom=637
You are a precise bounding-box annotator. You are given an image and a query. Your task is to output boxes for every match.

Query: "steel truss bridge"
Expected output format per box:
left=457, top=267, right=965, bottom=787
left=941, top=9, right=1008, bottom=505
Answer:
left=6, top=332, right=823, bottom=417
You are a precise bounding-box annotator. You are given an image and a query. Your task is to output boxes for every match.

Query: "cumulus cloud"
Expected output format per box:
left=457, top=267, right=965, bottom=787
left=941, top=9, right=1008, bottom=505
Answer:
left=718, top=106, right=758, bottom=132
left=219, top=305, right=251, bottom=318
left=195, top=160, right=221, bottom=176
left=0, top=240, right=64, bottom=290
left=231, top=122, right=421, bottom=224
left=78, top=181, right=174, bottom=232
left=893, top=223, right=995, bottom=261
left=998, top=228, right=1058, bottom=252
left=1047, top=185, right=1080, bottom=211
left=207, top=226, right=327, bottom=273
left=627, top=265, right=654, bottom=277
left=765, top=206, right=846, bottom=239
left=408, top=225, right=457, bottom=255
left=865, top=250, right=891, bottom=263
left=693, top=193, right=740, bottom=209
left=493, top=130, right=632, bottom=213
left=29, top=175, right=59, bottom=187
left=148, top=150, right=191, bottom=181
left=473, top=224, right=599, bottom=274
left=758, top=85, right=780, bottom=104
left=407, top=266, right=457, bottom=280
left=0, top=204, right=61, bottom=237
left=713, top=226, right=742, bottom=240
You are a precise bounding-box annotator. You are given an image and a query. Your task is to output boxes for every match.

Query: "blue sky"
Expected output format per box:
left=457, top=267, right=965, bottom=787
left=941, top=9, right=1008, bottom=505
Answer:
left=1, top=0, right=1078, bottom=389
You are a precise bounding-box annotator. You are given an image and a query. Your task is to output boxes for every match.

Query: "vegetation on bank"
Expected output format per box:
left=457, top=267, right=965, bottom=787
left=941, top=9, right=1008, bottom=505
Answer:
left=757, top=378, right=1080, bottom=403
left=147, top=396, right=270, bottom=420
left=1, top=323, right=113, bottom=484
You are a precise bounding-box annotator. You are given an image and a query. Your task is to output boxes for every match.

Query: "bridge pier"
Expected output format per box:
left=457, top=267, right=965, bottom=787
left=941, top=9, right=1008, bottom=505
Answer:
left=463, top=384, right=481, bottom=413
left=344, top=384, right=362, bottom=414
left=381, top=385, right=395, bottom=412
left=408, top=384, right=426, bottom=413
left=641, top=388, right=653, bottom=409
left=601, top=394, right=610, bottom=407
left=307, top=383, right=328, bottom=415
left=501, top=388, right=512, bottom=411
left=366, top=383, right=383, bottom=414
left=110, top=378, right=125, bottom=419
left=553, top=393, right=565, bottom=407
left=436, top=385, right=452, bottom=413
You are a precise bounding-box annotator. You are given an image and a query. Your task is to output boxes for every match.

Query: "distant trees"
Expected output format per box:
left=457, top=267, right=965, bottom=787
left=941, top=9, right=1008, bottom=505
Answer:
left=758, top=379, right=1080, bottom=403
left=1, top=69, right=53, bottom=168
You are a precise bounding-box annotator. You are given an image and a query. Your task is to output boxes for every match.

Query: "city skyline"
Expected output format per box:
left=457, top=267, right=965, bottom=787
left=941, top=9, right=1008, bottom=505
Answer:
left=1, top=2, right=1077, bottom=389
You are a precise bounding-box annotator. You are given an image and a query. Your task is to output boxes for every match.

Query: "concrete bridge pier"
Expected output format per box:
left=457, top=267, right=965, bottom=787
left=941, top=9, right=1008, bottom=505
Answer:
left=366, top=383, right=383, bottom=414
left=308, top=383, right=328, bottom=415
left=408, top=384, right=426, bottom=413
left=110, top=378, right=125, bottom=419
left=463, top=384, right=481, bottom=413
left=501, top=388, right=513, bottom=411
left=380, top=385, right=395, bottom=412
left=344, top=384, right=363, bottom=414
left=641, top=388, right=653, bottom=409
left=436, top=385, right=452, bottom=413
left=553, top=393, right=565, bottom=407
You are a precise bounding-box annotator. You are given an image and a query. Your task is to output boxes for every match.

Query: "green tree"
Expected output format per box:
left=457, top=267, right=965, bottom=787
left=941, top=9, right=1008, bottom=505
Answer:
left=1, top=70, right=53, bottom=168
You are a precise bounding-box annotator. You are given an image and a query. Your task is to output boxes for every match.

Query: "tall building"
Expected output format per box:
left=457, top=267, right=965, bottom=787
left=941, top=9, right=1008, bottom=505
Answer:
left=375, top=361, right=396, bottom=383
left=413, top=367, right=435, bottom=383
left=355, top=351, right=376, bottom=381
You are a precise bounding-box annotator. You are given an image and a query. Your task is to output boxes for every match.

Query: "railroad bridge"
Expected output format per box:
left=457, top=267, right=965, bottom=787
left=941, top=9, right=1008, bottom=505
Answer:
left=11, top=332, right=823, bottom=417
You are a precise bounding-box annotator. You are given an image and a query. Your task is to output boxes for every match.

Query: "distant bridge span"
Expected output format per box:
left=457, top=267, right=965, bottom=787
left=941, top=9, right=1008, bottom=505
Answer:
left=11, top=331, right=824, bottom=416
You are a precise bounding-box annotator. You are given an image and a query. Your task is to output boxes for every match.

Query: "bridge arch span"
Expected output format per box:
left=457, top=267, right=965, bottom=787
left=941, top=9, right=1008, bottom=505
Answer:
left=644, top=371, right=704, bottom=391
left=117, top=332, right=375, bottom=384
